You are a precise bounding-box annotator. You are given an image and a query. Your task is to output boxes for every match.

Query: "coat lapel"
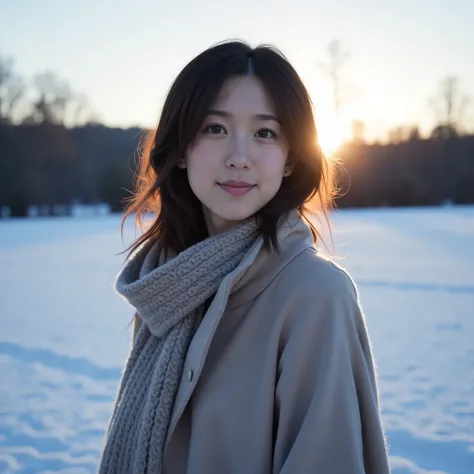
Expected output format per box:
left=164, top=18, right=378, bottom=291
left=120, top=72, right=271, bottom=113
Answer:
left=165, top=236, right=264, bottom=450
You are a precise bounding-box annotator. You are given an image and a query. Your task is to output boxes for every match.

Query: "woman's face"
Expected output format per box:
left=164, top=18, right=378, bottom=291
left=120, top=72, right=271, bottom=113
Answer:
left=182, top=75, right=290, bottom=234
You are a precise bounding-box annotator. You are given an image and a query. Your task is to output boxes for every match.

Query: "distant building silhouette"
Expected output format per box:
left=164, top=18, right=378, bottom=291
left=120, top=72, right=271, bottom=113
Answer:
left=352, top=120, right=366, bottom=143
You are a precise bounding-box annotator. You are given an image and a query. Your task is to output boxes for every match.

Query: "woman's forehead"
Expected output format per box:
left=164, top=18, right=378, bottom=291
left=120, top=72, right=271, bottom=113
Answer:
left=211, top=76, right=277, bottom=116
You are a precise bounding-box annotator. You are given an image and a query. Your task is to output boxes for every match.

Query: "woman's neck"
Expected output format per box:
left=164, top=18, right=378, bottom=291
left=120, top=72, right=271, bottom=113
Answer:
left=202, top=205, right=242, bottom=236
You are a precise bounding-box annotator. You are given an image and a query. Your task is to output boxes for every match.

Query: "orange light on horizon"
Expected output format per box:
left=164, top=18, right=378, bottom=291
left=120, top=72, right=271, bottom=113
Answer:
left=317, top=117, right=352, bottom=156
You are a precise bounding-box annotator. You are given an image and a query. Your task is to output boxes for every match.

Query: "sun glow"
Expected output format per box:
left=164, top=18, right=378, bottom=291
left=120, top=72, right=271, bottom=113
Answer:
left=318, top=127, right=343, bottom=156
left=316, top=116, right=352, bottom=157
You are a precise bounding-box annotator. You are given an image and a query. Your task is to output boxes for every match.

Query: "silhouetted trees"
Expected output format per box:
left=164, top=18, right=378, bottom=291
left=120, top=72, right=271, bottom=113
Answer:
left=426, top=76, right=472, bottom=201
left=1, top=120, right=473, bottom=217
left=0, top=123, right=140, bottom=216
left=336, top=135, right=474, bottom=208
left=1, top=51, right=473, bottom=218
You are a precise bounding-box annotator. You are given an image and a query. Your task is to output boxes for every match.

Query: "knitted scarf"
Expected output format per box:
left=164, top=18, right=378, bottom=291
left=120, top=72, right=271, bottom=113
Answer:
left=98, top=219, right=258, bottom=474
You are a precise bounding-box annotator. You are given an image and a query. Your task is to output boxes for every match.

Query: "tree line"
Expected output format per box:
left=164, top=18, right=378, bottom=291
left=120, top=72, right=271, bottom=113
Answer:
left=1, top=121, right=472, bottom=217
left=1, top=46, right=473, bottom=217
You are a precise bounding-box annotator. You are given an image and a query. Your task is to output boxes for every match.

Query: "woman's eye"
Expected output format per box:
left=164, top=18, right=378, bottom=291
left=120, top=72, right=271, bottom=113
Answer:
left=204, top=124, right=226, bottom=134
left=256, top=128, right=277, bottom=139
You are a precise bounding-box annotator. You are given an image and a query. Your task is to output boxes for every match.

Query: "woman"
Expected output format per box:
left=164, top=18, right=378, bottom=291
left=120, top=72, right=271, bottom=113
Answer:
left=99, top=40, right=390, bottom=474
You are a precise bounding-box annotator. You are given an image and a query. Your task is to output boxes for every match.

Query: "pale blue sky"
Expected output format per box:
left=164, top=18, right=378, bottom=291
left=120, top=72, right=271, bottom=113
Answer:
left=2, top=0, right=473, bottom=148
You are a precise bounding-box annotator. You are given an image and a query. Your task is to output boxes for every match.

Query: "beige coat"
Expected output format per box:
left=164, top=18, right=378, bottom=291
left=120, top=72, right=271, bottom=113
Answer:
left=135, top=211, right=390, bottom=473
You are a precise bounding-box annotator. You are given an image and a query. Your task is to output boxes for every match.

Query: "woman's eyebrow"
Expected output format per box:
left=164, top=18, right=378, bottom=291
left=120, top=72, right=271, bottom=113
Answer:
left=254, top=113, right=280, bottom=123
left=207, top=109, right=280, bottom=123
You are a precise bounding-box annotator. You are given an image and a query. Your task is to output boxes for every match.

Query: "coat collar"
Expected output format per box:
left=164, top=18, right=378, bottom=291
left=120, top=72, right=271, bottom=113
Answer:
left=226, top=209, right=316, bottom=309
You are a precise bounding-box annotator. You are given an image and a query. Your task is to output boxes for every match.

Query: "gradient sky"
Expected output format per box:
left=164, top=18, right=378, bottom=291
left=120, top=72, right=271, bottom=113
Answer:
left=2, top=0, right=473, bottom=149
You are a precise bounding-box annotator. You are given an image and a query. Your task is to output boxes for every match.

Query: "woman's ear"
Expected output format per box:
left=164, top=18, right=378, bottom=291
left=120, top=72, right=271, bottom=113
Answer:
left=177, top=157, right=187, bottom=169
left=283, top=163, right=294, bottom=177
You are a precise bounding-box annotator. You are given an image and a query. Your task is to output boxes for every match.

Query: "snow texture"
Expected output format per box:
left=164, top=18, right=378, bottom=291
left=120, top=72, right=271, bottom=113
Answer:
left=1, top=207, right=473, bottom=473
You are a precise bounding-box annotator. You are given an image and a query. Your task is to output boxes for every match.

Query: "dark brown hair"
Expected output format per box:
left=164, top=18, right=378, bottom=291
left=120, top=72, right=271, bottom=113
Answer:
left=122, top=40, right=335, bottom=257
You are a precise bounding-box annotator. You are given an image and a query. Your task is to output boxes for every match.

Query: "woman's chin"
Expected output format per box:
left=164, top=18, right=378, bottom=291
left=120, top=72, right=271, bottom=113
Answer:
left=217, top=206, right=259, bottom=222
left=206, top=206, right=258, bottom=231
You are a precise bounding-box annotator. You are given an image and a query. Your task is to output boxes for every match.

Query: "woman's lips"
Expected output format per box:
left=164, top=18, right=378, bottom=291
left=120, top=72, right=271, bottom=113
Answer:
left=218, top=183, right=255, bottom=196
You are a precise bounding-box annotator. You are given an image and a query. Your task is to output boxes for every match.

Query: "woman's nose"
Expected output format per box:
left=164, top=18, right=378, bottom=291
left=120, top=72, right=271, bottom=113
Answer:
left=225, top=134, right=250, bottom=169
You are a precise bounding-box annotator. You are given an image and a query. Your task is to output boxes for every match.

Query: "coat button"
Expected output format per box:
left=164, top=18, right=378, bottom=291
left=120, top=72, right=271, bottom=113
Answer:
left=188, top=369, right=194, bottom=382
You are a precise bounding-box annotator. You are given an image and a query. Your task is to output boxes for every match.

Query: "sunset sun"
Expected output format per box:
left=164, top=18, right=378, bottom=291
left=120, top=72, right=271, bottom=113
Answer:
left=318, top=126, right=344, bottom=156
left=317, top=117, right=350, bottom=156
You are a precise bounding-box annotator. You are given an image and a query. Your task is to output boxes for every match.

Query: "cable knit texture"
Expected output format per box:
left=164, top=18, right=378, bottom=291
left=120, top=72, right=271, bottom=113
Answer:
left=98, top=218, right=258, bottom=474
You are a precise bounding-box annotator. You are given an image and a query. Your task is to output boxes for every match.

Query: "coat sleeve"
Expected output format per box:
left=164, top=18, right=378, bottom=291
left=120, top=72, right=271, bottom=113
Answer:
left=272, top=265, right=390, bottom=474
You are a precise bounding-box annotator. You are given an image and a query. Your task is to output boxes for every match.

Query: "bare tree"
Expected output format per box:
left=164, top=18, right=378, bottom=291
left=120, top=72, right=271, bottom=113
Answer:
left=0, top=54, right=13, bottom=121
left=71, top=93, right=90, bottom=125
left=318, top=39, right=350, bottom=118
left=1, top=53, right=93, bottom=126
left=0, top=53, right=26, bottom=123
left=33, top=71, right=57, bottom=123
left=33, top=71, right=73, bottom=124
left=458, top=95, right=470, bottom=131
left=428, top=75, right=471, bottom=202
left=429, top=75, right=471, bottom=138
left=52, top=79, right=72, bottom=125
left=5, top=75, right=26, bottom=121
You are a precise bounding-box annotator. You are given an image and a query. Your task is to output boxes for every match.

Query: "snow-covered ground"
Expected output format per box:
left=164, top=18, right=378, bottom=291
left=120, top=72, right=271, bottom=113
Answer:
left=0, top=207, right=473, bottom=473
